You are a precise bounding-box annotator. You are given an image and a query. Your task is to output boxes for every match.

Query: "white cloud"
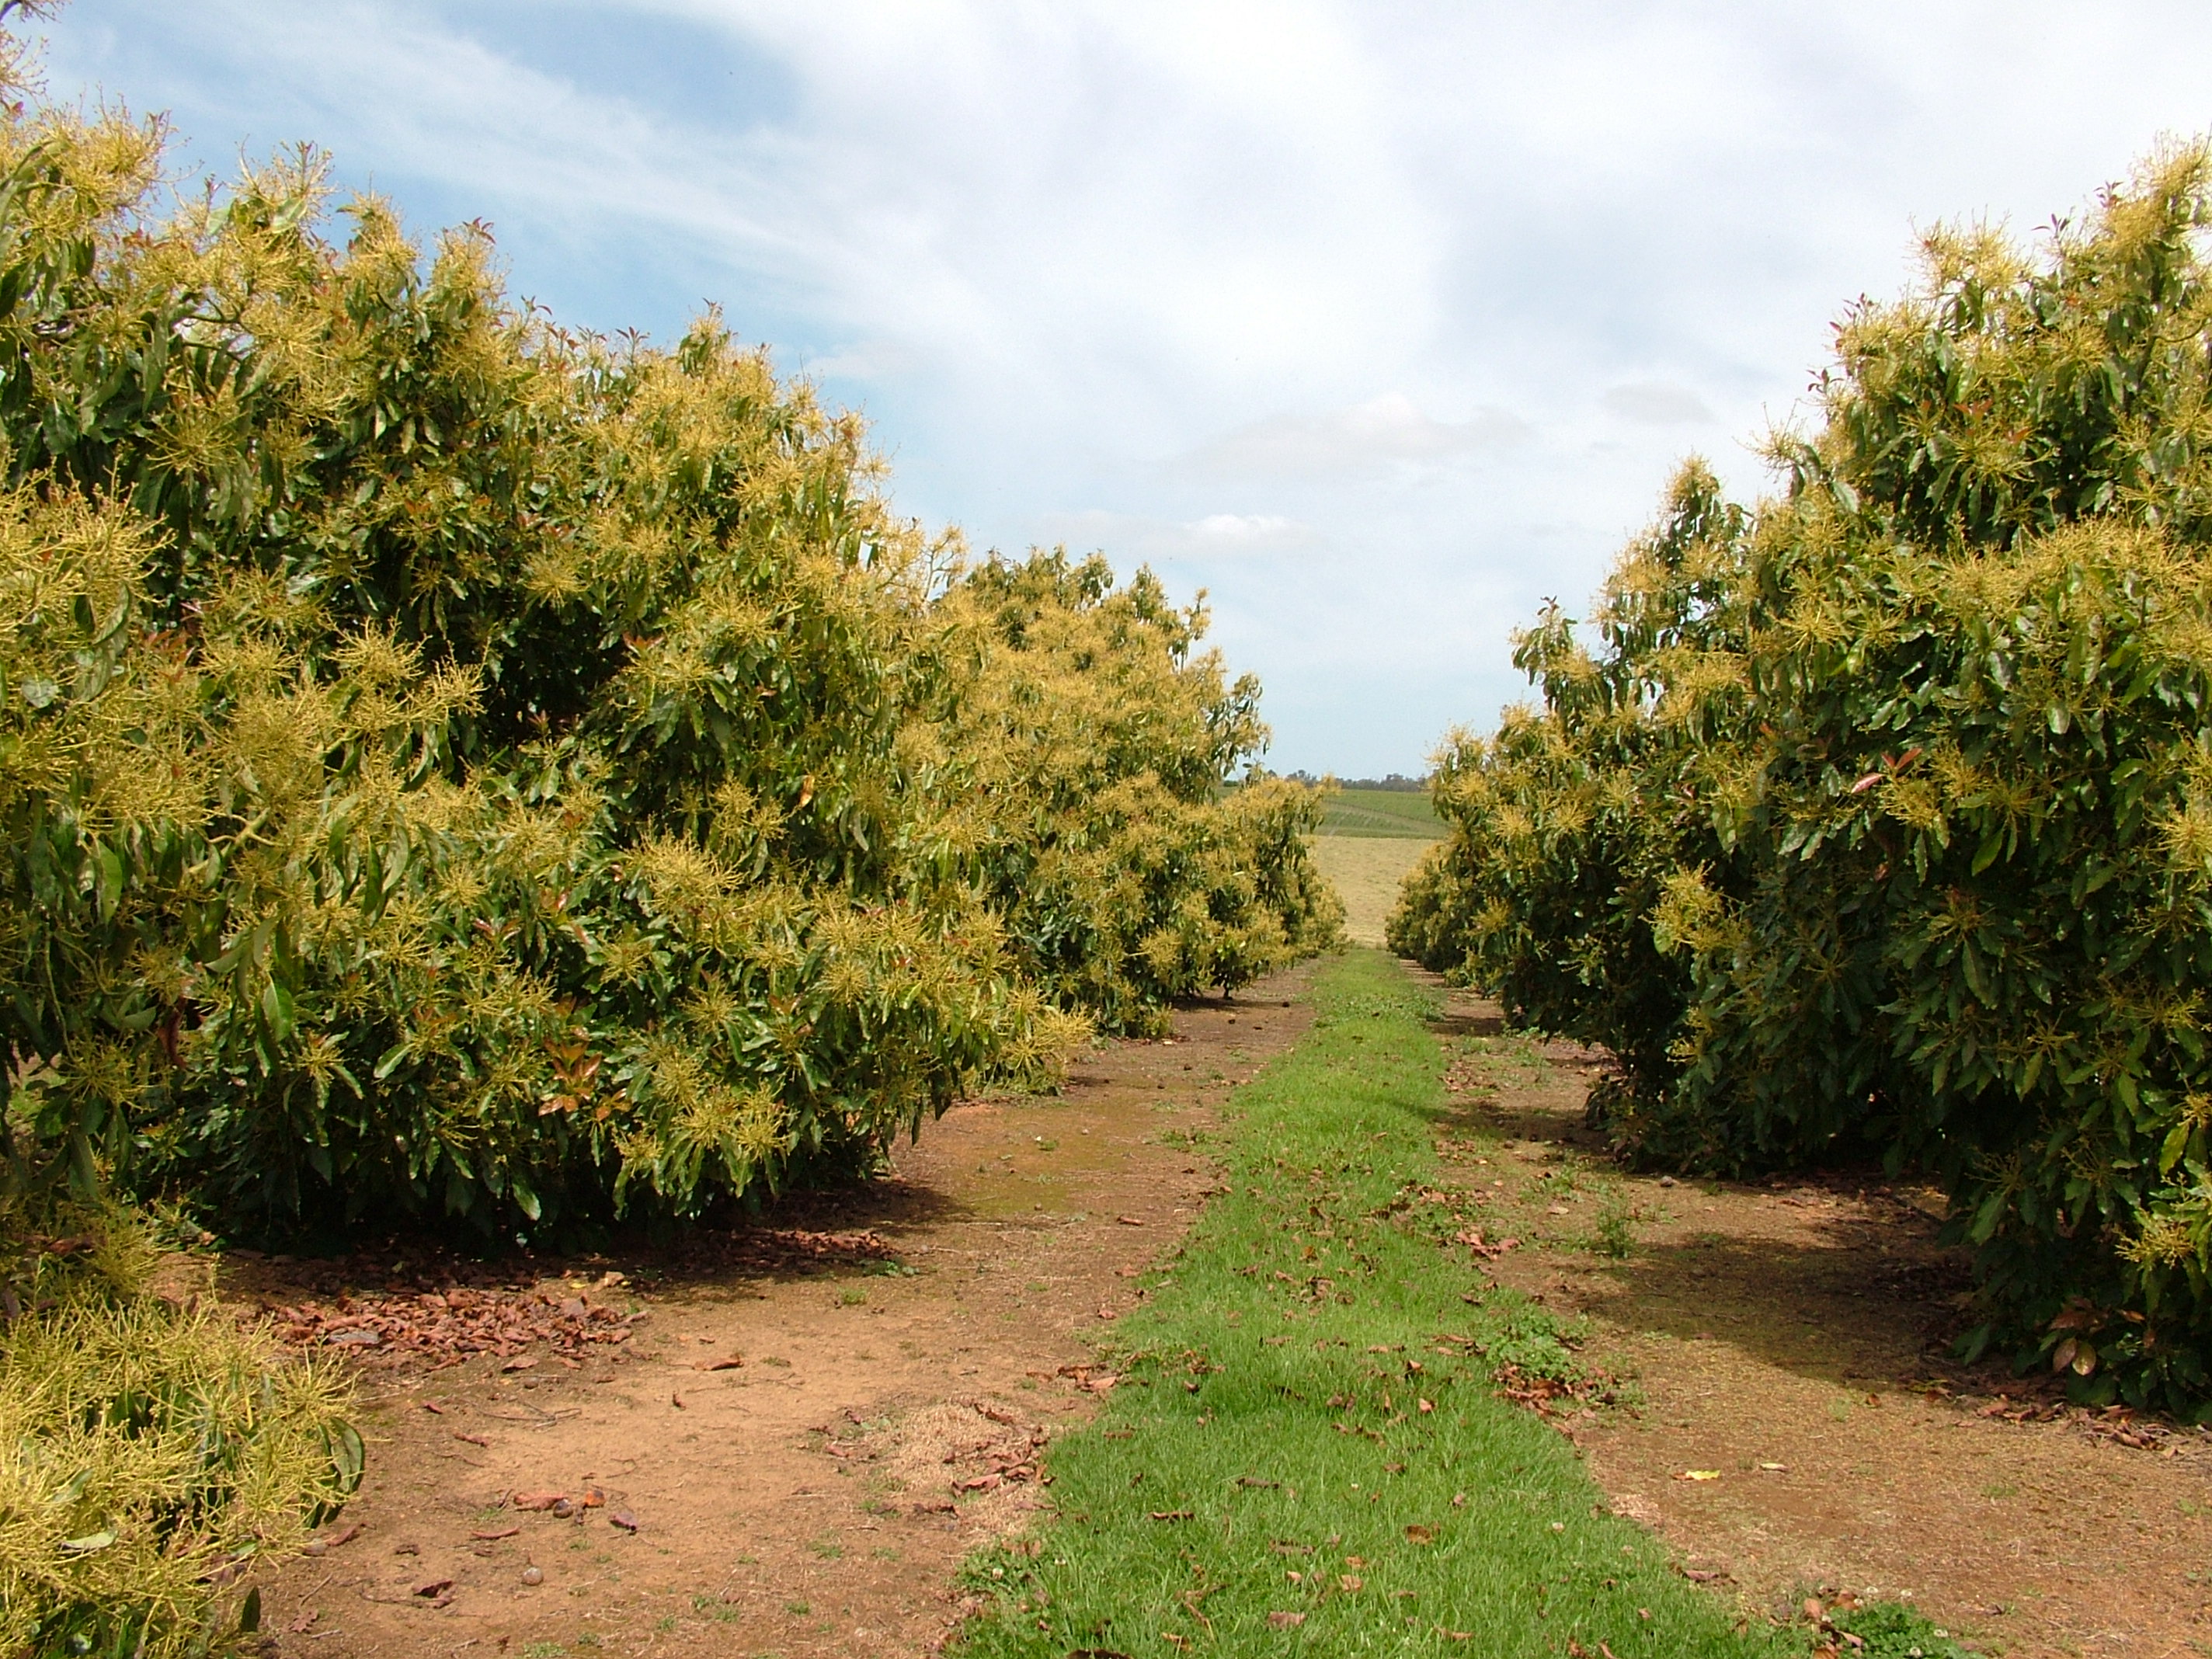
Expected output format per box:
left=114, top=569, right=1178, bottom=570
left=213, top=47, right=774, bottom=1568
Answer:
left=800, top=341, right=916, bottom=383
left=1188, top=512, right=1312, bottom=548
left=1035, top=508, right=1320, bottom=561
left=1186, top=394, right=1530, bottom=478
left=1604, top=383, right=1716, bottom=426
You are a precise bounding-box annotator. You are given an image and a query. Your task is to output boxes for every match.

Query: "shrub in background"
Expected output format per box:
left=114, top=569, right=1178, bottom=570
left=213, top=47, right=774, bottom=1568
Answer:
left=920, top=551, right=1341, bottom=1032
left=1393, top=144, right=2212, bottom=1410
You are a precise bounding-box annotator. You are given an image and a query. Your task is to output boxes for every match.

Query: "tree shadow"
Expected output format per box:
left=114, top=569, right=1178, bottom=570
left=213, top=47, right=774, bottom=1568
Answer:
left=1430, top=1008, right=1504, bottom=1039
left=1566, top=1216, right=1973, bottom=1389
left=1422, top=1011, right=1981, bottom=1395
left=1445, top=1094, right=1610, bottom=1151
left=217, top=1178, right=994, bottom=1308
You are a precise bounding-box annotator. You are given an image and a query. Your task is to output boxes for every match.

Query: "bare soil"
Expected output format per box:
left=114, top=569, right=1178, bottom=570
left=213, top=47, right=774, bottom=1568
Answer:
left=224, top=958, right=2212, bottom=1659
left=236, top=969, right=1315, bottom=1659
left=1428, top=981, right=2212, bottom=1659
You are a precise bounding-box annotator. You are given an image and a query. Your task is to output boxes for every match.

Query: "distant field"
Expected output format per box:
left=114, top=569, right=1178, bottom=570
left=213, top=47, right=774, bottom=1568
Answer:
left=1310, top=835, right=1433, bottom=947
left=1318, top=787, right=1442, bottom=839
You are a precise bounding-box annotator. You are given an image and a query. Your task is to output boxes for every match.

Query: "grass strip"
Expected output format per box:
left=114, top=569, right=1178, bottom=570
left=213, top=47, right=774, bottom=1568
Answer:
left=1318, top=788, right=1443, bottom=840
left=951, top=948, right=1786, bottom=1657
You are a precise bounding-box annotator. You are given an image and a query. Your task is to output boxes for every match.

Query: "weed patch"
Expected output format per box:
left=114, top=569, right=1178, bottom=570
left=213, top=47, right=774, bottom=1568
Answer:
left=1817, top=1596, right=1970, bottom=1659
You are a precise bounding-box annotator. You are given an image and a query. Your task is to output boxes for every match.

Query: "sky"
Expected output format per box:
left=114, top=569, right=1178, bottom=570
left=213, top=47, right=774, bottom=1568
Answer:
left=37, top=2, right=2212, bottom=775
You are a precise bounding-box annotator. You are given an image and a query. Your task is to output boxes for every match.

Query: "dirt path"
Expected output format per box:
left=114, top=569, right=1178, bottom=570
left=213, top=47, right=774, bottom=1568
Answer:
left=242, top=968, right=1316, bottom=1659
left=1428, top=983, right=2212, bottom=1659
left=231, top=958, right=2210, bottom=1657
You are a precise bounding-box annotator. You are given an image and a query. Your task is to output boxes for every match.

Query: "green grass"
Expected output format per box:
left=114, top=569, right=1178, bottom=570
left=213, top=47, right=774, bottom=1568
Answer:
left=951, top=950, right=1786, bottom=1658
left=1319, top=788, right=1442, bottom=840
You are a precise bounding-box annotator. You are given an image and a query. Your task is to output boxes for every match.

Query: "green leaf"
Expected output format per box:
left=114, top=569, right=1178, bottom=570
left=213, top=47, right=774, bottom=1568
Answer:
left=2162, top=1121, right=2192, bottom=1177
left=259, top=978, right=296, bottom=1042
left=326, top=1420, right=366, bottom=1495
left=92, top=844, right=122, bottom=923
left=1970, top=832, right=2005, bottom=875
